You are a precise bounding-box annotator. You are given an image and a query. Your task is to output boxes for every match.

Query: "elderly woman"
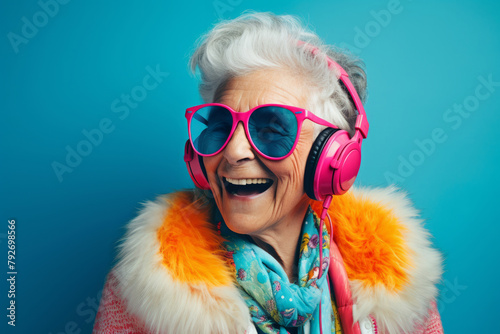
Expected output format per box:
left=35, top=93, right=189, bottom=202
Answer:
left=94, top=12, right=443, bottom=334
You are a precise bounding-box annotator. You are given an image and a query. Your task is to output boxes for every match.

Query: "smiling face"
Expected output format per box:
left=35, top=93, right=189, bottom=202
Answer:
left=203, top=69, right=315, bottom=238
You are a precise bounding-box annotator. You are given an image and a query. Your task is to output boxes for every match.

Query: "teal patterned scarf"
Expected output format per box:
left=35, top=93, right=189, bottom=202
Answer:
left=218, top=207, right=335, bottom=334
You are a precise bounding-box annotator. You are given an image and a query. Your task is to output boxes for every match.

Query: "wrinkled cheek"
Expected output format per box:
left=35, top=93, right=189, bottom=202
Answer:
left=274, top=165, right=306, bottom=212
left=285, top=148, right=309, bottom=191
left=277, top=170, right=303, bottom=194
left=292, top=160, right=306, bottom=191
left=203, top=156, right=223, bottom=204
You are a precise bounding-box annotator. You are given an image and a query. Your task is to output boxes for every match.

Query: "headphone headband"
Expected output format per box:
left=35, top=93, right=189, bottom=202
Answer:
left=296, top=41, right=369, bottom=141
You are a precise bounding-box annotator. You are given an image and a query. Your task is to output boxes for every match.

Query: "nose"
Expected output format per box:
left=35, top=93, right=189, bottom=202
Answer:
left=223, top=122, right=255, bottom=165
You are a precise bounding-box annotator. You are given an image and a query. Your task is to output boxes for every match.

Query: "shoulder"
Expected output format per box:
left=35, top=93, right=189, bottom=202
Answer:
left=112, top=191, right=250, bottom=334
left=312, top=185, right=443, bottom=333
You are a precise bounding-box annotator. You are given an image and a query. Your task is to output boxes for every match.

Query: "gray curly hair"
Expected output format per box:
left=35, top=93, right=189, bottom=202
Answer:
left=189, top=11, right=367, bottom=135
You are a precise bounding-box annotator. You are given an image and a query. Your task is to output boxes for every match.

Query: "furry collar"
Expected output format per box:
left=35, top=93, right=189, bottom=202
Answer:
left=113, top=186, right=442, bottom=334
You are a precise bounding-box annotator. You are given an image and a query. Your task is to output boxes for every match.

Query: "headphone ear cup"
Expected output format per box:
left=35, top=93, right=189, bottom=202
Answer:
left=304, top=128, right=338, bottom=200
left=184, top=140, right=211, bottom=190
left=305, top=128, right=362, bottom=200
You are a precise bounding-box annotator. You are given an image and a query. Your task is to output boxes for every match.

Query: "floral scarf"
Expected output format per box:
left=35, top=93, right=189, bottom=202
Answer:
left=217, top=207, right=338, bottom=334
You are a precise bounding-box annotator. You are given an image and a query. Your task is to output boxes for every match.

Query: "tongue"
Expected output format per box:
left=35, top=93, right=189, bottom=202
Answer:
left=226, top=182, right=272, bottom=196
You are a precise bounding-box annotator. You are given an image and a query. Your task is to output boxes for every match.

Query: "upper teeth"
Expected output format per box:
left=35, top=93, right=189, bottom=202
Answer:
left=225, top=177, right=270, bottom=185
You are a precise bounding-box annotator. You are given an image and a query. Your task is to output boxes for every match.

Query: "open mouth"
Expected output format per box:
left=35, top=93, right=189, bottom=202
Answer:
left=223, top=177, right=273, bottom=196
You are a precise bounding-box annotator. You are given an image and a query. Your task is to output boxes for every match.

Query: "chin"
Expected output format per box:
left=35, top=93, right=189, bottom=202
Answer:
left=221, top=209, right=267, bottom=235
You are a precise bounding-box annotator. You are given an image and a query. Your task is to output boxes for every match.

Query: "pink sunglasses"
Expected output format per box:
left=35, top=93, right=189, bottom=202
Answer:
left=185, top=103, right=339, bottom=160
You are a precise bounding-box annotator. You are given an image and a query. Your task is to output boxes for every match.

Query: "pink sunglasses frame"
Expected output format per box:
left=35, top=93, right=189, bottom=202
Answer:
left=185, top=103, right=340, bottom=160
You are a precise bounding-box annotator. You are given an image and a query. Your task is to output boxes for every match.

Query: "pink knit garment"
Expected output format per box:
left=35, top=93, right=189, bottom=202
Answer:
left=93, top=271, right=444, bottom=334
left=93, top=272, right=147, bottom=334
left=414, top=301, right=444, bottom=334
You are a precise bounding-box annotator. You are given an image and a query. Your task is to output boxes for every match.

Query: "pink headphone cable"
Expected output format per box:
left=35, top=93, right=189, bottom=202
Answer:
left=318, top=195, right=333, bottom=334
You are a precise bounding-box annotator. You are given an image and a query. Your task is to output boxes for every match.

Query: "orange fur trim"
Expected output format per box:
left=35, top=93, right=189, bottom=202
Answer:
left=156, top=189, right=410, bottom=291
left=311, top=191, right=410, bottom=292
left=157, top=192, right=233, bottom=287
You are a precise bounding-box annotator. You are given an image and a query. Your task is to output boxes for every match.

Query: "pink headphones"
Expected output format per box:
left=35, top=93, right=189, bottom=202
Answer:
left=184, top=47, right=369, bottom=201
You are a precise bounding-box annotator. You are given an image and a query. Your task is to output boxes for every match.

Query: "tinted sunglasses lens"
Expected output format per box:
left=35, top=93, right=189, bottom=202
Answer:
left=249, top=106, right=298, bottom=158
left=190, top=106, right=233, bottom=155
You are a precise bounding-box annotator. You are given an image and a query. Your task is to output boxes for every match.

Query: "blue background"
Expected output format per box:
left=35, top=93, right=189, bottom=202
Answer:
left=1, top=0, right=499, bottom=333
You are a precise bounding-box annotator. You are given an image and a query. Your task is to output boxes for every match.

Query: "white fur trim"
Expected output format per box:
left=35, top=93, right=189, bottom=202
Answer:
left=246, top=323, right=258, bottom=334
left=349, top=186, right=443, bottom=334
left=114, top=194, right=250, bottom=334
